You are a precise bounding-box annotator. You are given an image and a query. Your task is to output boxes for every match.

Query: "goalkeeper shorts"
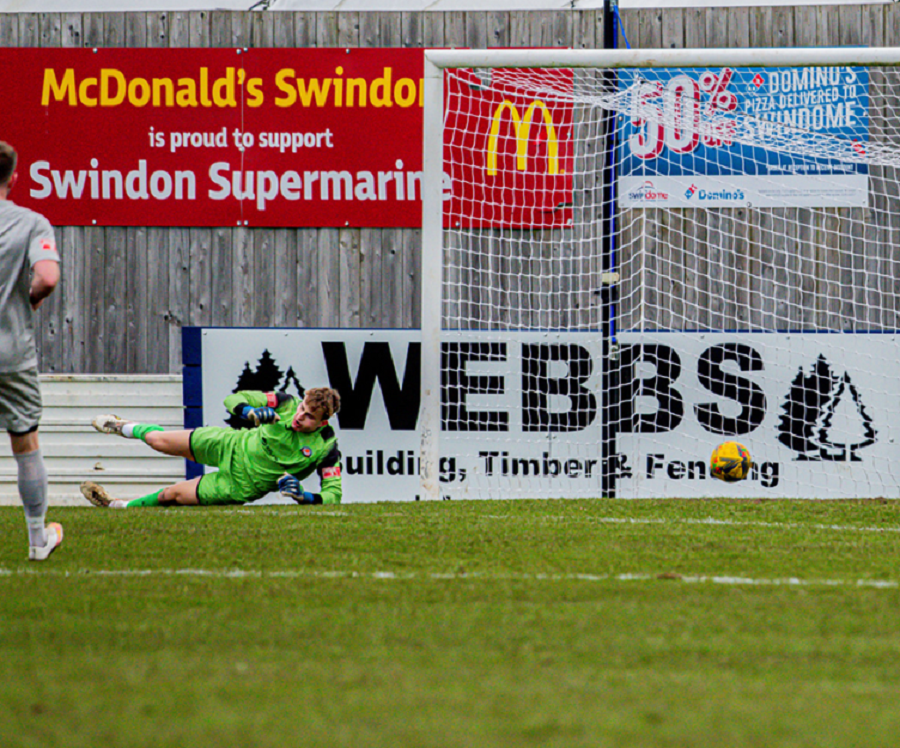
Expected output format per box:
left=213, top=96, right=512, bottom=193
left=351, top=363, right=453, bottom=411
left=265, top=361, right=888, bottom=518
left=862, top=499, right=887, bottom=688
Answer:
left=190, top=427, right=262, bottom=506
left=195, top=470, right=253, bottom=506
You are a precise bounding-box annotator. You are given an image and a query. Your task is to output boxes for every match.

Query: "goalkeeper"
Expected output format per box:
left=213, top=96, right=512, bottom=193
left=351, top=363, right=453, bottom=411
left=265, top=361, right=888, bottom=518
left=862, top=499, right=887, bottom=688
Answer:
left=80, top=386, right=342, bottom=508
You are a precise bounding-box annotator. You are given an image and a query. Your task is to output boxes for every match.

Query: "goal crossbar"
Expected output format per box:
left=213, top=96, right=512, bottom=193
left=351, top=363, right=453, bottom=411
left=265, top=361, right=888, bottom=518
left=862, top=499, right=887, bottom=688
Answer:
left=424, top=47, right=900, bottom=71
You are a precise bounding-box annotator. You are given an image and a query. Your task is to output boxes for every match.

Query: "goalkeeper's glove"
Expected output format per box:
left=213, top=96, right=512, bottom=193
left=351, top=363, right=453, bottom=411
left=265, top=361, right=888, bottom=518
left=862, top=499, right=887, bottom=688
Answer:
left=277, top=474, right=316, bottom=504
left=240, top=405, right=280, bottom=426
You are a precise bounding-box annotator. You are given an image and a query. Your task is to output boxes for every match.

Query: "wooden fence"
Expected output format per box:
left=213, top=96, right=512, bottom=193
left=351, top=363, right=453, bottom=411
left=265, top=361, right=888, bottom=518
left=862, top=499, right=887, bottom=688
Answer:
left=1, top=5, right=898, bottom=372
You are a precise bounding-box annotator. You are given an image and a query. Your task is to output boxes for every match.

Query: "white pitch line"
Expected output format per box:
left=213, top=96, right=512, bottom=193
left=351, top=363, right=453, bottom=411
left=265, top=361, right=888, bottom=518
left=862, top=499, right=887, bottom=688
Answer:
left=117, top=511, right=899, bottom=534
left=224, top=509, right=349, bottom=516
left=139, top=509, right=349, bottom=516
left=476, top=515, right=900, bottom=535
left=0, top=567, right=896, bottom=588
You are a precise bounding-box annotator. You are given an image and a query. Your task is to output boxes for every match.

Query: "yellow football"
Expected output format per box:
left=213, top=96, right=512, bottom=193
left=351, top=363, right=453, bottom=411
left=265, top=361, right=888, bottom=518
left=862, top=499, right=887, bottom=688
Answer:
left=710, top=441, right=752, bottom=482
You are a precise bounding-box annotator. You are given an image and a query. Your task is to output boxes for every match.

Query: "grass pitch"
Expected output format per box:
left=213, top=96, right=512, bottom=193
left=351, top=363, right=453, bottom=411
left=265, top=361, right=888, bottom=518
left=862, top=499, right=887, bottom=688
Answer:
left=3, top=499, right=900, bottom=748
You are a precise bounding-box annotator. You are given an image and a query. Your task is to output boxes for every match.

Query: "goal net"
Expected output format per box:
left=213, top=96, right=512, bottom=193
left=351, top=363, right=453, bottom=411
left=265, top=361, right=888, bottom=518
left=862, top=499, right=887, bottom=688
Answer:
left=420, top=48, right=900, bottom=500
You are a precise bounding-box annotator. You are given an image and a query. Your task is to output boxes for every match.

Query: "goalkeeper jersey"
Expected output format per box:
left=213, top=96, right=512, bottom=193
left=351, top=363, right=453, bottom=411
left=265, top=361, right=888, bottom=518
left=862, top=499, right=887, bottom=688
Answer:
left=222, top=390, right=342, bottom=503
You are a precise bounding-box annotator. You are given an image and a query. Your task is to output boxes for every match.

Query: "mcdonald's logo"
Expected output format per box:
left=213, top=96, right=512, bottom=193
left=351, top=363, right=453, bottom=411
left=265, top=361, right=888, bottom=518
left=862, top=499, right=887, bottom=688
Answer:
left=486, top=99, right=561, bottom=177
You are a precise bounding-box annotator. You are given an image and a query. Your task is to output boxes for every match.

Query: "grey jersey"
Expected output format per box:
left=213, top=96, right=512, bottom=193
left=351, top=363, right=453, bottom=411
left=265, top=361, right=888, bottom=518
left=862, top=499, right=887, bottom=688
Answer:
left=0, top=200, right=60, bottom=373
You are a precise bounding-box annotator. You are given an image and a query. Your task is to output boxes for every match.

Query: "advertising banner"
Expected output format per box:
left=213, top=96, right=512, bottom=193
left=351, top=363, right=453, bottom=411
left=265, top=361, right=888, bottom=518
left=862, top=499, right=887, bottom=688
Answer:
left=444, top=68, right=574, bottom=228
left=0, top=48, right=573, bottom=228
left=0, top=48, right=424, bottom=227
left=618, top=65, right=870, bottom=208
left=615, top=331, right=900, bottom=499
left=188, top=327, right=900, bottom=502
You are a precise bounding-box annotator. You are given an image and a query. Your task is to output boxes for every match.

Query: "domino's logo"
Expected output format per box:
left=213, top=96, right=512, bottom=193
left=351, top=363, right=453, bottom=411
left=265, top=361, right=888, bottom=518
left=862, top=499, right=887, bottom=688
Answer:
left=685, top=184, right=698, bottom=200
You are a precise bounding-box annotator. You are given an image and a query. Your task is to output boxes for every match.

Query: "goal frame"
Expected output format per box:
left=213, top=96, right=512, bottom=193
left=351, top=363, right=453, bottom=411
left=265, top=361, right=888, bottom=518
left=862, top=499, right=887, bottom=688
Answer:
left=419, top=46, right=900, bottom=501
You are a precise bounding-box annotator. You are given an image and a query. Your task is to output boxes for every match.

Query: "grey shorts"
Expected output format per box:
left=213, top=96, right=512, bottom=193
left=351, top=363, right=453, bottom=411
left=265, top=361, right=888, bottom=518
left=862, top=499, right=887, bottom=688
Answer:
left=0, top=368, right=42, bottom=434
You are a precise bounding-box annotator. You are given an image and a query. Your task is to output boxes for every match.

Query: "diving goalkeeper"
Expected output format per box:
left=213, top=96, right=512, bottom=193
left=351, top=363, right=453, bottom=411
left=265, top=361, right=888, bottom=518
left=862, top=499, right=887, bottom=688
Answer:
left=80, top=386, right=342, bottom=508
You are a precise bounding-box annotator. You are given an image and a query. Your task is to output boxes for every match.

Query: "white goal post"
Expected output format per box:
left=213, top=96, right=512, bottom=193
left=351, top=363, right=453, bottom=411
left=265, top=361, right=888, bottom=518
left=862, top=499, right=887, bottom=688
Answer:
left=421, top=47, right=900, bottom=501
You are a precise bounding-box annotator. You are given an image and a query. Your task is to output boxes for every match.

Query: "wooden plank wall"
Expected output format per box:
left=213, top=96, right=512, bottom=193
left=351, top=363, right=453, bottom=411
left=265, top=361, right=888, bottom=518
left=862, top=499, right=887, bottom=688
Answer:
left=0, top=5, right=897, bottom=372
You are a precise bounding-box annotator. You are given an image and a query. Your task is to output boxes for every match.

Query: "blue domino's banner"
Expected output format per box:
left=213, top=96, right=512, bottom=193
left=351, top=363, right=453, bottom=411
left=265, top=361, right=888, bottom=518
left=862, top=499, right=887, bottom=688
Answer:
left=618, top=66, right=870, bottom=209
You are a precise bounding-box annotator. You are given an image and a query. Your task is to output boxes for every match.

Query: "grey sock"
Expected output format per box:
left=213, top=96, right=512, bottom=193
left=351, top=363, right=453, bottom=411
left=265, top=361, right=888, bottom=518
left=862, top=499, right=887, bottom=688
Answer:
left=16, top=450, right=49, bottom=547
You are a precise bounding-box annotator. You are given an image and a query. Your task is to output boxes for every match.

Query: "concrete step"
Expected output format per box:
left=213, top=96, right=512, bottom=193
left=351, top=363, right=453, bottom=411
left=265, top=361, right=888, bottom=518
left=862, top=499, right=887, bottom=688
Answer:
left=0, top=374, right=186, bottom=506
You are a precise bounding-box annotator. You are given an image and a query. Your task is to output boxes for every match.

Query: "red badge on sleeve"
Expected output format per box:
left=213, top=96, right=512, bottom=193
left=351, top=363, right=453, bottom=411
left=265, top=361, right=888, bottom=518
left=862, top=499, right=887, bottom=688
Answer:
left=266, top=392, right=278, bottom=407
left=322, top=467, right=341, bottom=479
left=39, top=238, right=56, bottom=253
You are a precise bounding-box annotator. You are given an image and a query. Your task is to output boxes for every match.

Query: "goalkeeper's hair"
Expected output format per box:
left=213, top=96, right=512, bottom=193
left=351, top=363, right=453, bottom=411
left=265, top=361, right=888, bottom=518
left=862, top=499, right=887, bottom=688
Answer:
left=306, top=386, right=341, bottom=420
left=0, top=142, right=16, bottom=187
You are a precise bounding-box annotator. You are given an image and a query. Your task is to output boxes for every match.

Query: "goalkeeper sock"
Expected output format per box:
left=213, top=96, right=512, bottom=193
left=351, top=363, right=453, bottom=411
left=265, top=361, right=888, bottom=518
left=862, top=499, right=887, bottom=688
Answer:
left=129, top=424, right=164, bottom=443
left=127, top=488, right=165, bottom=507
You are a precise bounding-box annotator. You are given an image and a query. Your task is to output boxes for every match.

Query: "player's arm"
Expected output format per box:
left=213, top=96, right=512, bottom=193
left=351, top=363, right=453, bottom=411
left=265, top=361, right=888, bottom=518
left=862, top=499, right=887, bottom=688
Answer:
left=28, top=221, right=61, bottom=310
left=278, top=445, right=343, bottom=505
left=224, top=391, right=291, bottom=426
left=315, top=445, right=343, bottom=505
left=30, top=259, right=59, bottom=310
left=316, top=469, right=342, bottom=505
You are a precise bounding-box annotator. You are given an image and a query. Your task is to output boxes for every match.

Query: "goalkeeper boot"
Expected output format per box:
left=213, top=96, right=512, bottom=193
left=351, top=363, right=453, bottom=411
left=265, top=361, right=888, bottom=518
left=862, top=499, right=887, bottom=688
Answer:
left=92, top=414, right=131, bottom=437
left=29, top=522, right=63, bottom=561
left=80, top=481, right=128, bottom=509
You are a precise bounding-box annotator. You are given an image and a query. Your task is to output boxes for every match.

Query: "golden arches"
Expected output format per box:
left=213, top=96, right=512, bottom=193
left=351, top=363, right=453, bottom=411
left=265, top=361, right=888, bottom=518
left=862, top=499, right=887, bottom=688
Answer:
left=485, top=99, right=560, bottom=176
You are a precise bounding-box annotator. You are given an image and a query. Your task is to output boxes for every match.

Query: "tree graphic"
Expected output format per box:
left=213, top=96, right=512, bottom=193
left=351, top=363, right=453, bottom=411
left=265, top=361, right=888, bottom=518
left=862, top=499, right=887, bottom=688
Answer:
left=816, top=372, right=877, bottom=461
left=226, top=361, right=259, bottom=428
left=254, top=350, right=284, bottom=392
left=777, top=355, right=837, bottom=460
left=233, top=361, right=256, bottom=392
left=225, top=350, right=286, bottom=429
left=283, top=366, right=305, bottom=400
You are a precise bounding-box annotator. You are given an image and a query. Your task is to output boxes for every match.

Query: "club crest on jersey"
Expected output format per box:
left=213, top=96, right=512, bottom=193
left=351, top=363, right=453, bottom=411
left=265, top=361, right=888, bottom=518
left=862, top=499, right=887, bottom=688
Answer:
left=301, top=447, right=312, bottom=457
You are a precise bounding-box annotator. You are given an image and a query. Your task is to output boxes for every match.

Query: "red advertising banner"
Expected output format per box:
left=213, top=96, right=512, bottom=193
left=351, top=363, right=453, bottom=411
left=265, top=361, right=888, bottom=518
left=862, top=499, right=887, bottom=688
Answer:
left=0, top=48, right=424, bottom=227
left=0, top=48, right=572, bottom=228
left=444, top=67, right=574, bottom=228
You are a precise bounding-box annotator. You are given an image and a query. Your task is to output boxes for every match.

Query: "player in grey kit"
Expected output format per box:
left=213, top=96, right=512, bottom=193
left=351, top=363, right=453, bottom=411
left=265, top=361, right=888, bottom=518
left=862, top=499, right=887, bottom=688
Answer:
left=0, top=142, right=63, bottom=560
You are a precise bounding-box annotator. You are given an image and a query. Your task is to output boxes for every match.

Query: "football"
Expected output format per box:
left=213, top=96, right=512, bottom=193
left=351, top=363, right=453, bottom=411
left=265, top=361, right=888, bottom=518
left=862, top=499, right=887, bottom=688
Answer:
left=710, top=441, right=752, bottom=482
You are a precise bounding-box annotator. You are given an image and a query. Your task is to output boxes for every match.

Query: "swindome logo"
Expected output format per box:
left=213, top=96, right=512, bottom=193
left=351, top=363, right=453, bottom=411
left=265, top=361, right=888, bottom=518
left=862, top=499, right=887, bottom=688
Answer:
left=628, top=181, right=669, bottom=202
